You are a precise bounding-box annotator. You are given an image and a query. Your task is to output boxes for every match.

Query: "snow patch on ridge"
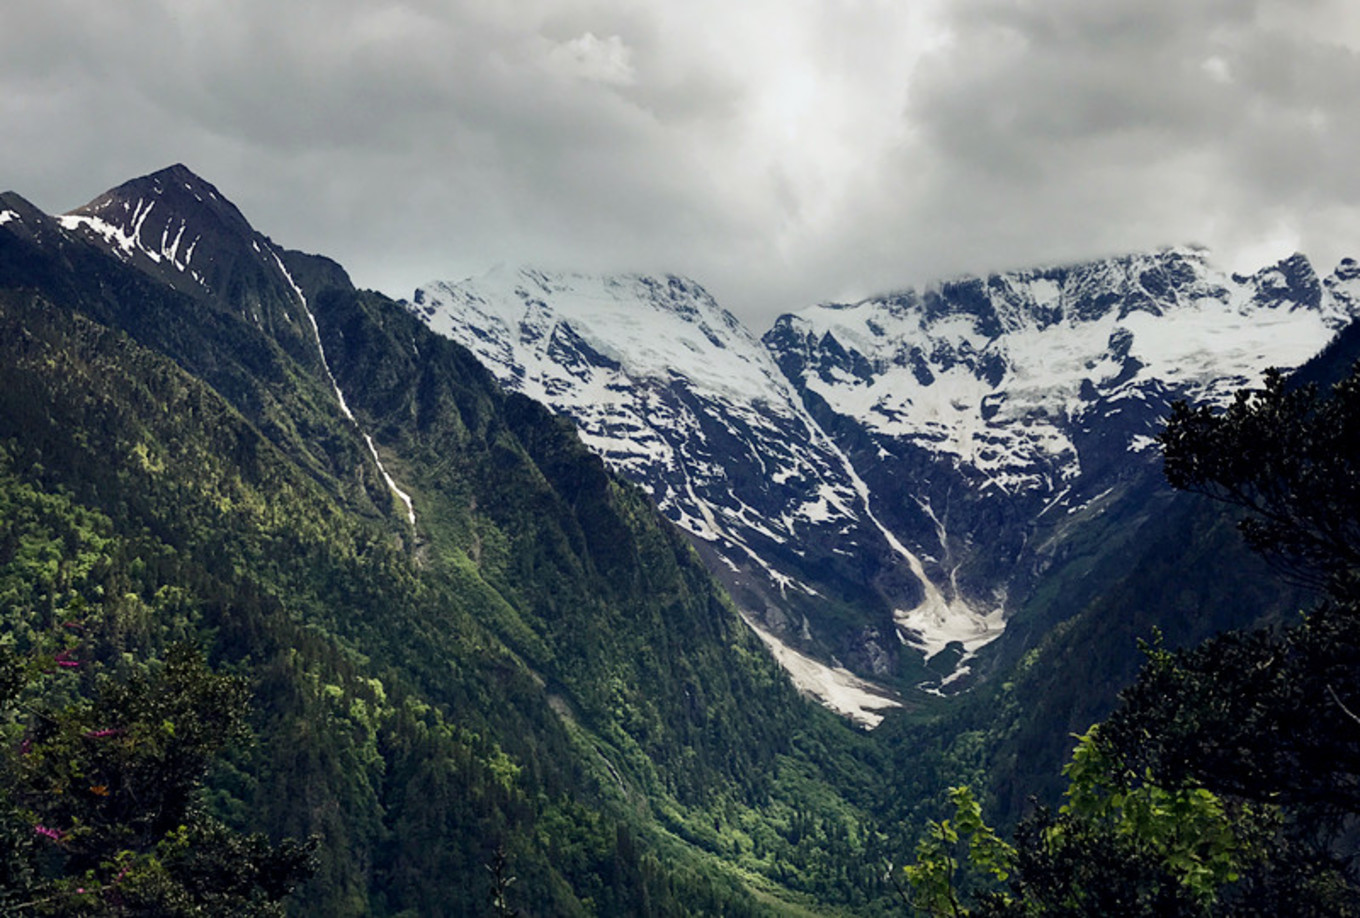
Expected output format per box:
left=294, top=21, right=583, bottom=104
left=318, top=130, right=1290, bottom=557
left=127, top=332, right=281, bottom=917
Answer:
left=271, top=251, right=356, bottom=423
left=58, top=205, right=206, bottom=285
left=363, top=434, right=417, bottom=528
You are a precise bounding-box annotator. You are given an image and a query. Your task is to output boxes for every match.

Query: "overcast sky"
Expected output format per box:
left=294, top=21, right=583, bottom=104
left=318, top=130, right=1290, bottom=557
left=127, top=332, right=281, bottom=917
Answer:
left=4, top=0, right=1360, bottom=328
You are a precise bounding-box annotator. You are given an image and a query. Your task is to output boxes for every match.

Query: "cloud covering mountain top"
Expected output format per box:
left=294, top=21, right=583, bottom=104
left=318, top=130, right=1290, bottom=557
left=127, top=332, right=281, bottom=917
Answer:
left=4, top=0, right=1358, bottom=326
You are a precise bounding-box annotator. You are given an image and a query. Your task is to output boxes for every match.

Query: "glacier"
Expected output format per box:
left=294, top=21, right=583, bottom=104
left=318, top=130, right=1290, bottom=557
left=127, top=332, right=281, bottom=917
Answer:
left=404, top=248, right=1359, bottom=721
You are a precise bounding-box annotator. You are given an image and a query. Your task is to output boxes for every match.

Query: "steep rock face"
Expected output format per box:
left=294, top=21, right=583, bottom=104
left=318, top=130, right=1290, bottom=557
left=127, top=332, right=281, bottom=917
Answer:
left=52, top=165, right=360, bottom=405
left=766, top=247, right=1360, bottom=639
left=2, top=166, right=413, bottom=527
left=409, top=269, right=937, bottom=717
left=54, top=164, right=339, bottom=316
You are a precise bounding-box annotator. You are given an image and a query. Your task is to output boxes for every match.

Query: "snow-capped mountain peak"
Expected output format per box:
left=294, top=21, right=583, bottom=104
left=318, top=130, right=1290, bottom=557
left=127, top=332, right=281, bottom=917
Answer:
left=415, top=267, right=787, bottom=406
left=408, top=267, right=956, bottom=717
left=767, top=248, right=1357, bottom=497
left=410, top=267, right=839, bottom=531
left=15, top=166, right=416, bottom=530
left=54, top=164, right=255, bottom=295
left=407, top=248, right=1358, bottom=719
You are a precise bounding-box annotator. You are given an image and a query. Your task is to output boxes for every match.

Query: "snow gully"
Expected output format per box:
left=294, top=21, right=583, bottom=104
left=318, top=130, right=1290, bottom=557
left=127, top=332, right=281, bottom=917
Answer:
left=270, top=250, right=417, bottom=528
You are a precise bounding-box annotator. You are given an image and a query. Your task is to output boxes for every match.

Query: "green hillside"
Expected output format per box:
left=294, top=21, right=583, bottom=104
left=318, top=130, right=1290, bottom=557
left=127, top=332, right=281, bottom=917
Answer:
left=0, top=212, right=888, bottom=913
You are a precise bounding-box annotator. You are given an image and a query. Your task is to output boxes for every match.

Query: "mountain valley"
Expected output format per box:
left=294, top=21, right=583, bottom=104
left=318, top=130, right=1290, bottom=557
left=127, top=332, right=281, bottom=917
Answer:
left=0, top=164, right=1351, bottom=915
left=407, top=250, right=1357, bottom=709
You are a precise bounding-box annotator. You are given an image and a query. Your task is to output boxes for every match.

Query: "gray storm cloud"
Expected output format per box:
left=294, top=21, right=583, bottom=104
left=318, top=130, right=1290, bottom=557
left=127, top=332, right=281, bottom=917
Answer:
left=2, top=0, right=1358, bottom=327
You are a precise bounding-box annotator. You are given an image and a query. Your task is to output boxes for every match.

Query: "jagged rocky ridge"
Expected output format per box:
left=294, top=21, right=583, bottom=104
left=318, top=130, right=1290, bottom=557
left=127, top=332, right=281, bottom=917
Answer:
left=409, top=249, right=1360, bottom=712
left=14, top=165, right=418, bottom=525
left=410, top=269, right=929, bottom=723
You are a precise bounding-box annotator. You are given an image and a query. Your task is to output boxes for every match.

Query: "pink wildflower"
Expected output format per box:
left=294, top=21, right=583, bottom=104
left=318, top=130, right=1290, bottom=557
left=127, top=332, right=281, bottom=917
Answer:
left=84, top=728, right=122, bottom=739
left=34, top=824, right=63, bottom=841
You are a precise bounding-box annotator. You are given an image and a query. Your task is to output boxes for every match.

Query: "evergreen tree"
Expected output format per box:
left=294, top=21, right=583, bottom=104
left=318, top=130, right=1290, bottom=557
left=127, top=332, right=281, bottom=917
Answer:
left=1160, top=366, right=1360, bottom=599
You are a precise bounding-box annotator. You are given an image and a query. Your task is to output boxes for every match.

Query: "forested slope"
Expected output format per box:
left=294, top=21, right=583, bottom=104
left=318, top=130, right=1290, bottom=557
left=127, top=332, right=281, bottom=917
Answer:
left=0, top=177, right=890, bottom=914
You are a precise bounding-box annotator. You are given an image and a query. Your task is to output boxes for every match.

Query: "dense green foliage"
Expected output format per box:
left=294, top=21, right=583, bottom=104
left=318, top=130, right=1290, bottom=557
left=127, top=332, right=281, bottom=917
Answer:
left=0, top=641, right=315, bottom=915
left=0, top=217, right=895, bottom=914
left=1162, top=367, right=1360, bottom=598
left=1109, top=366, right=1360, bottom=822
left=901, top=734, right=1270, bottom=916
left=899, top=786, right=1016, bottom=916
